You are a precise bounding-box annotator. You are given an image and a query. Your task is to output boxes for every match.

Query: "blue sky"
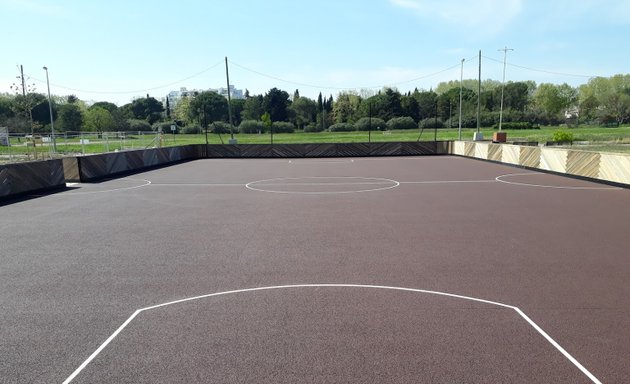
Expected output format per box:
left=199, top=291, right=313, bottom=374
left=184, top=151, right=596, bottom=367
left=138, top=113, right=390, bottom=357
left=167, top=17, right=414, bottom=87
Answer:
left=1, top=0, right=629, bottom=105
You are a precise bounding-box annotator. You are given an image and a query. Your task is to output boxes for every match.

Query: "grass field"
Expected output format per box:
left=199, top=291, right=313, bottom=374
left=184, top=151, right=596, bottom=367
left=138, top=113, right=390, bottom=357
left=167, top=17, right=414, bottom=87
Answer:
left=2, top=125, right=630, bottom=162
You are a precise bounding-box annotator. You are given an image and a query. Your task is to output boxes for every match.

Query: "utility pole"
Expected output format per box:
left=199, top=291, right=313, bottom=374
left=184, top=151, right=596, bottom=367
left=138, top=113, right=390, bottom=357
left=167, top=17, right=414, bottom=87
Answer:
left=225, top=57, right=235, bottom=143
left=498, top=46, right=514, bottom=131
left=43, top=66, right=56, bottom=152
left=20, top=65, right=26, bottom=96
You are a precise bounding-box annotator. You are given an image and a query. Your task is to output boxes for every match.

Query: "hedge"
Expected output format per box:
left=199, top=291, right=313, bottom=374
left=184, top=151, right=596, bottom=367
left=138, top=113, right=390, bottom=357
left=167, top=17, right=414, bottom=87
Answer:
left=386, top=116, right=417, bottom=130
left=329, top=123, right=355, bottom=132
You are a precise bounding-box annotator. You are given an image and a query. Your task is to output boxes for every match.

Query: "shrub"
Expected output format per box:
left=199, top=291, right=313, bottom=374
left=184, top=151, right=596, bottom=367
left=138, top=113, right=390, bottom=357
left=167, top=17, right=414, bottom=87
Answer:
left=418, top=118, right=444, bottom=129
left=552, top=130, right=574, bottom=143
left=127, top=119, right=152, bottom=132
left=271, top=121, right=295, bottom=133
left=329, top=123, right=355, bottom=132
left=181, top=124, right=201, bottom=134
left=239, top=120, right=264, bottom=134
left=304, top=123, right=324, bottom=133
left=386, top=116, right=417, bottom=130
left=355, top=117, right=386, bottom=131
left=211, top=121, right=233, bottom=134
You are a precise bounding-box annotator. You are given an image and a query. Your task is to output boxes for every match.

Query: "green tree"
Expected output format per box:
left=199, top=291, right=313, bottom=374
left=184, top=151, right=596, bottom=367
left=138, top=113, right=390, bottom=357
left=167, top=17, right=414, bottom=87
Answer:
left=130, top=96, right=164, bottom=124
left=534, top=83, right=576, bottom=116
left=241, top=94, right=264, bottom=121
left=230, top=98, right=245, bottom=126
left=263, top=87, right=291, bottom=122
left=57, top=103, right=84, bottom=132
left=333, top=92, right=361, bottom=124
left=290, top=96, right=318, bottom=129
left=189, top=91, right=229, bottom=124
left=84, top=107, right=115, bottom=133
left=400, top=95, right=419, bottom=122
left=412, top=90, right=438, bottom=120
left=173, top=96, right=192, bottom=124
left=0, top=95, right=14, bottom=122
left=90, top=101, right=118, bottom=113
left=382, top=88, right=402, bottom=120
left=502, top=82, right=531, bottom=112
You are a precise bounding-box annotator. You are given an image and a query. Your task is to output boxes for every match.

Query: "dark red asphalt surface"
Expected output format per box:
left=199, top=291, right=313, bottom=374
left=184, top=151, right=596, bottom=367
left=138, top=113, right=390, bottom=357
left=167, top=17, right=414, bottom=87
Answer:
left=1, top=156, right=628, bottom=383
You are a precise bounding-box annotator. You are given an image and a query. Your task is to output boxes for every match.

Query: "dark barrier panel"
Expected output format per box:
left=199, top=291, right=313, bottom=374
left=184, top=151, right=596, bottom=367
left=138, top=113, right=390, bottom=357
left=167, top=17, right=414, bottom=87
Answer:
left=272, top=144, right=305, bottom=158
left=75, top=145, right=199, bottom=182
left=0, top=159, right=65, bottom=199
left=337, top=143, right=372, bottom=157
left=305, top=143, right=336, bottom=157
left=204, top=142, right=448, bottom=158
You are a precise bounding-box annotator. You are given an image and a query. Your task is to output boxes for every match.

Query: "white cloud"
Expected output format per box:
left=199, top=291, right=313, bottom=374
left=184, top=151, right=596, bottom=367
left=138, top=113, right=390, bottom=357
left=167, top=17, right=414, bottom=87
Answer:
left=390, top=0, right=523, bottom=33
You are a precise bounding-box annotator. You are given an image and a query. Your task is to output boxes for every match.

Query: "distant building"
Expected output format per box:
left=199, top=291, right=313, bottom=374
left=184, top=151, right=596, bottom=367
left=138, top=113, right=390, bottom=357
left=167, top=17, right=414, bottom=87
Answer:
left=210, top=85, right=244, bottom=100
left=165, top=85, right=244, bottom=109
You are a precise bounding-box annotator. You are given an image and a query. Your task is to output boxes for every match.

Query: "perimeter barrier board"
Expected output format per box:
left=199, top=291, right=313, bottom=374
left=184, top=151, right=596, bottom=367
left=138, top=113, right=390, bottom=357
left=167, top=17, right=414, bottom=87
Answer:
left=449, top=140, right=630, bottom=187
left=272, top=144, right=306, bottom=158
left=0, top=160, right=65, bottom=199
left=487, top=144, right=502, bottom=162
left=566, top=150, right=600, bottom=179
left=304, top=143, right=337, bottom=157
left=599, top=153, right=630, bottom=184
left=519, top=146, right=541, bottom=168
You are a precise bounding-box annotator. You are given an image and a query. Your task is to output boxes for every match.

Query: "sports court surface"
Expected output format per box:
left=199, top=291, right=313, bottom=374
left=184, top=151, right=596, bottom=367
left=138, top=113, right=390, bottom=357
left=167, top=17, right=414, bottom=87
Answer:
left=1, top=155, right=629, bottom=383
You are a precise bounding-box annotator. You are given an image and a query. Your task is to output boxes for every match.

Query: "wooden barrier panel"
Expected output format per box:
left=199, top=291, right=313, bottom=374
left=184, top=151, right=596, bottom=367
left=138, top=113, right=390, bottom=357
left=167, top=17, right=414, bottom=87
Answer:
left=474, top=142, right=489, bottom=160
left=540, top=148, right=568, bottom=173
left=487, top=144, right=502, bottom=161
left=519, top=146, right=541, bottom=168
left=566, top=150, right=600, bottom=179
left=599, top=153, right=630, bottom=184
left=501, top=145, right=520, bottom=165
left=450, top=141, right=629, bottom=186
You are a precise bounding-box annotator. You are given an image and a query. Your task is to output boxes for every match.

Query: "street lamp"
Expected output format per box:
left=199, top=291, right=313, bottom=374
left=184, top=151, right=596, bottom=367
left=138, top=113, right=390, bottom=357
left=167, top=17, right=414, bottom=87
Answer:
left=458, top=59, right=464, bottom=140
left=43, top=66, right=56, bottom=152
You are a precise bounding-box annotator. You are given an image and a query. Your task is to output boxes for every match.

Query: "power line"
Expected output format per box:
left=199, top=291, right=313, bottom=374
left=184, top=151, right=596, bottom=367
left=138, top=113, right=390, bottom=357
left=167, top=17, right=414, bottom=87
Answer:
left=27, top=59, right=224, bottom=95
left=482, top=55, right=595, bottom=78
left=228, top=59, right=471, bottom=91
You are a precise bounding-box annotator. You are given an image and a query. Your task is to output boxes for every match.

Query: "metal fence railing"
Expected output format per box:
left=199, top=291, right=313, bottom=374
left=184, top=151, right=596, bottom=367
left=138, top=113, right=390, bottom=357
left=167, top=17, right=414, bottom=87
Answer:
left=0, top=131, right=164, bottom=164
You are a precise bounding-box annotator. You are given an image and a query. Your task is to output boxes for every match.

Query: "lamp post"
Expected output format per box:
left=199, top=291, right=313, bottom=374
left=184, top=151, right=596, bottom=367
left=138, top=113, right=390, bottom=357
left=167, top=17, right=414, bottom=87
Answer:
left=43, top=66, right=56, bottom=152
left=458, top=59, right=464, bottom=140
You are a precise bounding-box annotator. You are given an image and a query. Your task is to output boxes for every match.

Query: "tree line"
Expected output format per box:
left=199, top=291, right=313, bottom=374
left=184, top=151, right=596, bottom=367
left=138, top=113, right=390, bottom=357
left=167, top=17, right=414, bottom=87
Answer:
left=1, top=74, right=629, bottom=135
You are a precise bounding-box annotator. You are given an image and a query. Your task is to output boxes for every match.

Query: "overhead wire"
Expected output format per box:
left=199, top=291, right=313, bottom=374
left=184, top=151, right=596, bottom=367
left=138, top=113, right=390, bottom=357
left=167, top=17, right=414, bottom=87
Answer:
left=227, top=59, right=470, bottom=91
left=26, top=59, right=224, bottom=95
left=18, top=55, right=602, bottom=98
left=482, top=55, right=595, bottom=78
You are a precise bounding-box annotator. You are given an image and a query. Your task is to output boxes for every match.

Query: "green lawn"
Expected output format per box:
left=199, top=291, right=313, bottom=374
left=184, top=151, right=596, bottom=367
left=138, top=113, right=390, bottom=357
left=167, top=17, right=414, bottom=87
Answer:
left=2, top=126, right=630, bottom=162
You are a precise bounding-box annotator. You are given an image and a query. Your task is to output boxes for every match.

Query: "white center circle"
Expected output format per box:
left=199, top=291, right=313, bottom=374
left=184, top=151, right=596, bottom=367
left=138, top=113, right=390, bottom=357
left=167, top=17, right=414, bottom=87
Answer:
left=245, top=176, right=400, bottom=194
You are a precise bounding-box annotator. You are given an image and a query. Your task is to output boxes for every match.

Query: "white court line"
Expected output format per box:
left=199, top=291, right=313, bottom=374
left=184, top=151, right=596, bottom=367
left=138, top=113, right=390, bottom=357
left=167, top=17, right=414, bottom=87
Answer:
left=253, top=181, right=395, bottom=186
left=496, top=173, right=622, bottom=190
left=246, top=177, right=400, bottom=194
left=288, top=159, right=355, bottom=164
left=58, top=179, right=152, bottom=195
left=63, top=284, right=602, bottom=384
left=400, top=180, right=496, bottom=185
left=149, top=183, right=245, bottom=187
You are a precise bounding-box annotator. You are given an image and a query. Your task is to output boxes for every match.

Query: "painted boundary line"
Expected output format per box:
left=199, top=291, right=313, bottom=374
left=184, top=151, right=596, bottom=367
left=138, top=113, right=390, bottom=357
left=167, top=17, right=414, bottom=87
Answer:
left=62, top=284, right=602, bottom=384
left=496, top=173, right=622, bottom=190
left=245, top=177, right=400, bottom=194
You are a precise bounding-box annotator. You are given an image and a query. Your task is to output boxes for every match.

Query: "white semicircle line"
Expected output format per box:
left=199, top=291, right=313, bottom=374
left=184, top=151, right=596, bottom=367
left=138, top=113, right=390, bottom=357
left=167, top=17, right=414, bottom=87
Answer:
left=62, top=284, right=602, bottom=384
